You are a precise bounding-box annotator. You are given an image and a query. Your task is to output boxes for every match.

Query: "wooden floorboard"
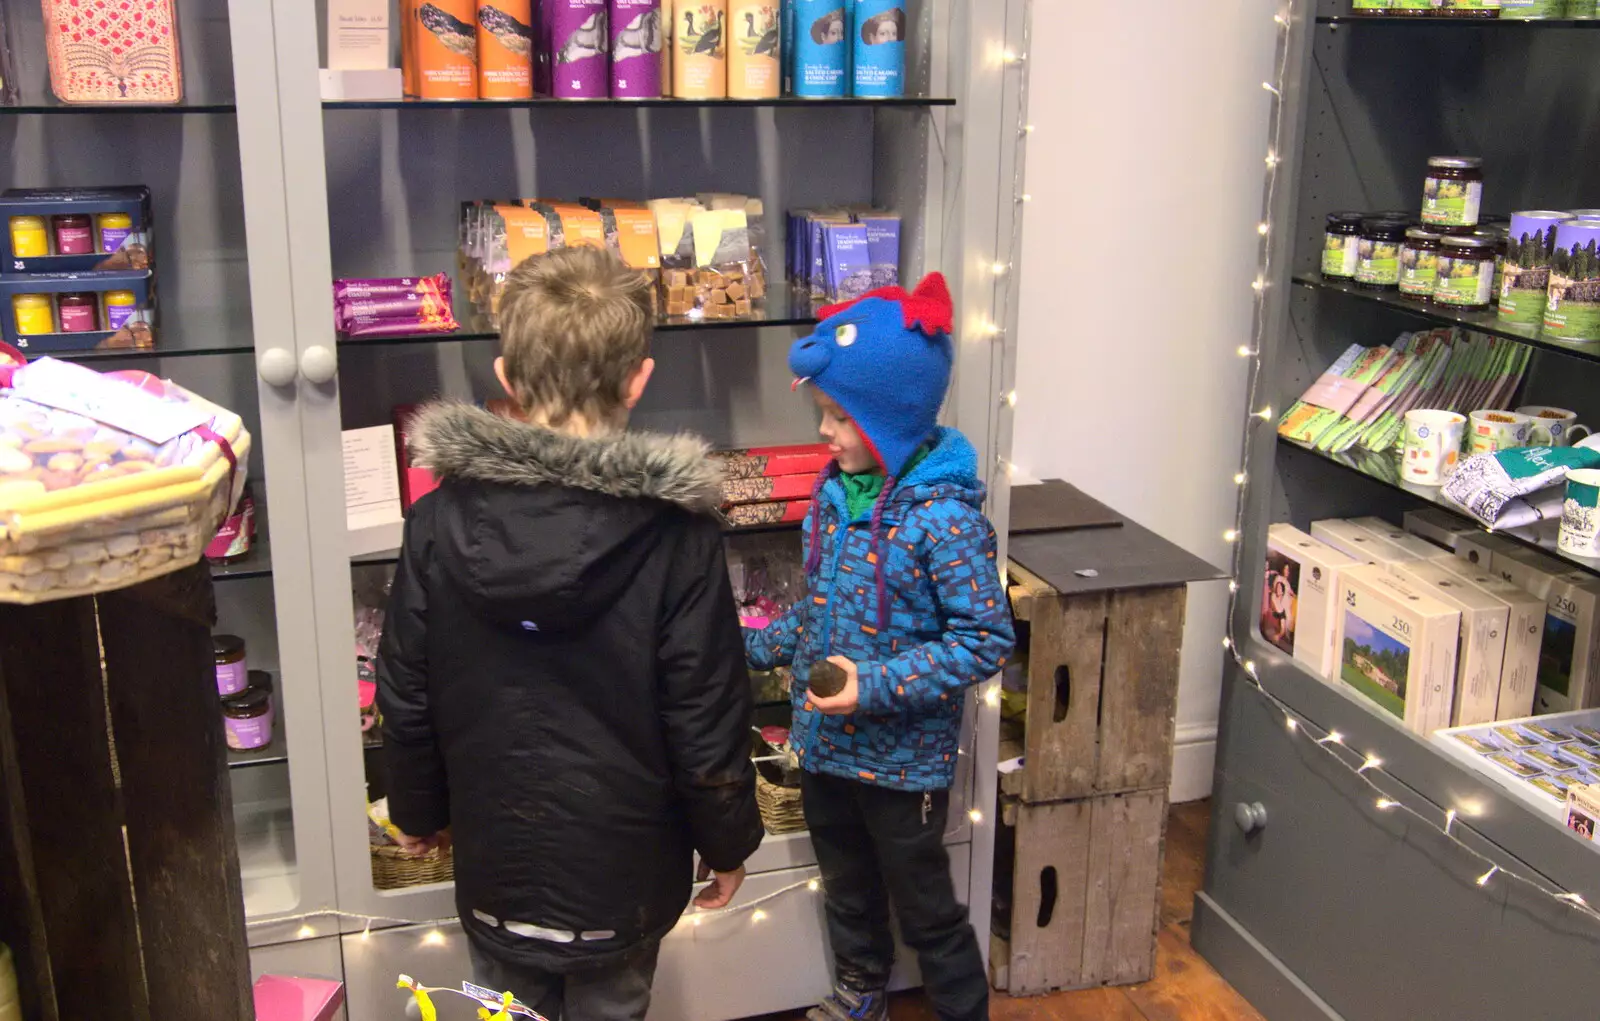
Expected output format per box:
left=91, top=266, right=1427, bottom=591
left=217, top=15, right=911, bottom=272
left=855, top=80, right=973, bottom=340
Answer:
left=762, top=798, right=1258, bottom=1021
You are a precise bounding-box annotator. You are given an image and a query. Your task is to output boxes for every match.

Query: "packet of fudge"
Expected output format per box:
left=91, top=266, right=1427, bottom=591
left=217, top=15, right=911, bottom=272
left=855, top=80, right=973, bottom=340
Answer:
left=824, top=223, right=873, bottom=303
left=860, top=214, right=901, bottom=289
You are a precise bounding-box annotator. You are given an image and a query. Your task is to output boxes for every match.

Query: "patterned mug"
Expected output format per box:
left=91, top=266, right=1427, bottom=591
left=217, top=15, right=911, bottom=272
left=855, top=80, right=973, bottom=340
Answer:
left=1516, top=406, right=1595, bottom=448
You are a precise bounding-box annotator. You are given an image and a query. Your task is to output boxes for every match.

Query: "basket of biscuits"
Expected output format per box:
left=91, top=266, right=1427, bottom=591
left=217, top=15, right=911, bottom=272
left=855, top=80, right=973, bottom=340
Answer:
left=0, top=355, right=250, bottom=603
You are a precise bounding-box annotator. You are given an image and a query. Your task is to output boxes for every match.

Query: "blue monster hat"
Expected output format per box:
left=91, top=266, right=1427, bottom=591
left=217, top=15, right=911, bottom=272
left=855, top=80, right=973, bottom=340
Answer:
left=788, top=273, right=955, bottom=479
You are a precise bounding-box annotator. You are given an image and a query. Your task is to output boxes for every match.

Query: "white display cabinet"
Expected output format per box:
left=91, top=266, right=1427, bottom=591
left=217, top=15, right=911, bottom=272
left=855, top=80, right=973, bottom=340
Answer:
left=2, top=0, right=1027, bottom=1014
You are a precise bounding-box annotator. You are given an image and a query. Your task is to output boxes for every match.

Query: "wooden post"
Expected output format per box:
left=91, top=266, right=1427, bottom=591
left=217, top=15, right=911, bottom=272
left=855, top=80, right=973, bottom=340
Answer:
left=0, top=563, right=252, bottom=1020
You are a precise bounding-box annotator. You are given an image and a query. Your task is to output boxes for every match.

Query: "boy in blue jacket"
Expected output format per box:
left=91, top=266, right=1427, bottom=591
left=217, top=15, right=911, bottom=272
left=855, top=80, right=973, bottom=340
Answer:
left=746, top=273, right=1015, bottom=1021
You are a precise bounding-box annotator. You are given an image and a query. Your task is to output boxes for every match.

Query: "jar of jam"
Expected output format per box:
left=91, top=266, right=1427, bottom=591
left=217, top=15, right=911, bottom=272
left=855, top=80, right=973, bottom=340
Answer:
left=8, top=216, right=49, bottom=259
left=1399, top=228, right=1442, bottom=298
left=1421, top=157, right=1484, bottom=228
left=51, top=214, right=94, bottom=256
left=246, top=670, right=274, bottom=697
left=1434, top=235, right=1498, bottom=308
left=104, top=290, right=138, bottom=331
left=1390, top=0, right=1436, bottom=14
left=11, top=295, right=53, bottom=336
left=56, top=294, right=99, bottom=333
left=222, top=688, right=273, bottom=751
left=1356, top=217, right=1407, bottom=289
left=1475, top=225, right=1509, bottom=301
left=1439, top=0, right=1502, bottom=16
left=96, top=212, right=133, bottom=254
left=1322, top=212, right=1364, bottom=279
left=1350, top=0, right=1392, bottom=12
left=214, top=633, right=249, bottom=697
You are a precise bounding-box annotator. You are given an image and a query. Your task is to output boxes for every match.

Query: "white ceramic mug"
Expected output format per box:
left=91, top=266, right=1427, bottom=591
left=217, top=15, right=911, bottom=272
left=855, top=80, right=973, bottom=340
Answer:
left=1560, top=468, right=1600, bottom=559
left=1516, top=406, right=1595, bottom=448
left=1403, top=409, right=1467, bottom=486
left=1467, top=409, right=1534, bottom=455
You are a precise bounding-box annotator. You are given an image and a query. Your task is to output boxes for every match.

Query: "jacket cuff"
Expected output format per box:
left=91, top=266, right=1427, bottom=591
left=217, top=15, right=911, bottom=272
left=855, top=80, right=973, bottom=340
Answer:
left=854, top=660, right=896, bottom=715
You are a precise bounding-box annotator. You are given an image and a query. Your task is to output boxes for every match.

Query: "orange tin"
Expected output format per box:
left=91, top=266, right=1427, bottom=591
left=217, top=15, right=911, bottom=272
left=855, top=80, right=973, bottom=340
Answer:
left=402, top=0, right=420, bottom=98
left=477, top=1, right=535, bottom=99
left=416, top=0, right=480, bottom=100
left=672, top=0, right=727, bottom=99
left=728, top=2, right=779, bottom=98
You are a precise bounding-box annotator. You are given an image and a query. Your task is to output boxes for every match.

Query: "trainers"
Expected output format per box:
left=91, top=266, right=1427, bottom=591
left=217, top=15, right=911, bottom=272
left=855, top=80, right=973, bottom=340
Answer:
left=805, top=984, right=888, bottom=1021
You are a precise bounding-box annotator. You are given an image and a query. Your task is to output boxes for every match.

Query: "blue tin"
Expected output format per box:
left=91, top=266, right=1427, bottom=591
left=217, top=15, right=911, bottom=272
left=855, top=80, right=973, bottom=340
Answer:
left=851, top=0, right=903, bottom=98
left=792, top=0, right=850, bottom=98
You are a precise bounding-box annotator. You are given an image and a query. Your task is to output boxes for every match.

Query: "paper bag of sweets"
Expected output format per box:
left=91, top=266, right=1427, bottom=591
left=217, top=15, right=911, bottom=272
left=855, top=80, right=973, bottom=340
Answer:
left=0, top=359, right=250, bottom=603
left=652, top=198, right=768, bottom=321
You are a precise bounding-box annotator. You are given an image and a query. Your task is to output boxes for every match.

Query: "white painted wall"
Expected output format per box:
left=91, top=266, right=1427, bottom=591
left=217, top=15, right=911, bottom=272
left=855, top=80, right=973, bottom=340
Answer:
left=1014, top=4, right=1280, bottom=802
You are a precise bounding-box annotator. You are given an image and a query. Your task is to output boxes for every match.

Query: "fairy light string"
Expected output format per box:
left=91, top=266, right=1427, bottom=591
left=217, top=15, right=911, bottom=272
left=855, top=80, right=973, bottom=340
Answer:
left=1220, top=1, right=1600, bottom=926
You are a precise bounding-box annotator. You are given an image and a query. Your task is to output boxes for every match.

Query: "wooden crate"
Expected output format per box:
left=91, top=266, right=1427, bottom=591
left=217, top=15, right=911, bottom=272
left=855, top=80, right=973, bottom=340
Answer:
left=990, top=790, right=1169, bottom=996
left=0, top=563, right=252, bottom=1021
left=1003, top=563, right=1187, bottom=804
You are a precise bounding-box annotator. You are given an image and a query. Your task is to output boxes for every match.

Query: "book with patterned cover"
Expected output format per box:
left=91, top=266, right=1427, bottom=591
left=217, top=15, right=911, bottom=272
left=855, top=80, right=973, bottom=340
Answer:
left=43, top=0, right=183, bottom=105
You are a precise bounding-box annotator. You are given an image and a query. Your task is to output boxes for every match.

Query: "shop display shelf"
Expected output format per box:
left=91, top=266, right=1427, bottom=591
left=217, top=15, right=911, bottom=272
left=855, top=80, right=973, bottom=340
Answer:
left=1316, top=15, right=1600, bottom=27
left=4, top=101, right=239, bottom=114
left=1278, top=439, right=1600, bottom=579
left=338, top=303, right=823, bottom=350
left=1291, top=275, right=1600, bottom=365
left=324, top=96, right=956, bottom=111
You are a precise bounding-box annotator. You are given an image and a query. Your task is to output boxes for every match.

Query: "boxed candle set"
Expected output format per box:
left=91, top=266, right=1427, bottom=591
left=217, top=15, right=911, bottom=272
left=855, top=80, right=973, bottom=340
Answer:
left=3, top=187, right=155, bottom=274
left=1, top=271, right=155, bottom=354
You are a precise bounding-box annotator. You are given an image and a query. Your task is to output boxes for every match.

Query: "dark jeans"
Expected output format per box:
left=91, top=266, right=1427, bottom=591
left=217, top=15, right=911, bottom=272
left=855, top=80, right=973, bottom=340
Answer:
left=467, top=939, right=660, bottom=1021
left=801, top=771, right=989, bottom=1021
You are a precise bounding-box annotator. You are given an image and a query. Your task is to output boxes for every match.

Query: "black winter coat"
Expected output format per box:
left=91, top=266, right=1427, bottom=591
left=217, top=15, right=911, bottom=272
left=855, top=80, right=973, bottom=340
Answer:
left=378, top=402, right=763, bottom=973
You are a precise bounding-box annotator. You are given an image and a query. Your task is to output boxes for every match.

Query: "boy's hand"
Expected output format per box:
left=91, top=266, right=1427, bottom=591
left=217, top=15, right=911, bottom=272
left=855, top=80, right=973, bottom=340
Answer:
left=396, top=830, right=451, bottom=858
left=807, top=656, right=859, bottom=715
left=693, top=860, right=747, bottom=910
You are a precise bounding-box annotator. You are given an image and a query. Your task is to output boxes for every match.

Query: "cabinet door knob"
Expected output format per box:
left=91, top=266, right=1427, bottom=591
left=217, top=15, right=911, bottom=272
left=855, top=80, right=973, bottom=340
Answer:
left=257, top=347, right=298, bottom=387
left=300, top=345, right=338, bottom=385
left=1234, top=801, right=1268, bottom=834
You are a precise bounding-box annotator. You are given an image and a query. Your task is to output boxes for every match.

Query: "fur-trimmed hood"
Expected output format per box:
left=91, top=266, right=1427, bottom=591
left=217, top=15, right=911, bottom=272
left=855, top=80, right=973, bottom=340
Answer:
left=401, top=402, right=728, bottom=635
left=409, top=401, right=724, bottom=511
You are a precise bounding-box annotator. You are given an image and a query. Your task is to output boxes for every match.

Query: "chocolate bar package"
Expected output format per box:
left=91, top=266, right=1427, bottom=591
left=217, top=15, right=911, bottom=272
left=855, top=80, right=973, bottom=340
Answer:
left=824, top=223, right=873, bottom=304
left=712, top=443, right=833, bottom=480
left=723, top=499, right=813, bottom=527
left=723, top=473, right=820, bottom=506
left=860, top=214, right=901, bottom=289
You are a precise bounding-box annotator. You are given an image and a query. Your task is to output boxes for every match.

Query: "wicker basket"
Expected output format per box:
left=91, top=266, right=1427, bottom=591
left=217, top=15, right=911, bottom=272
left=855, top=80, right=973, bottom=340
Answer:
left=755, top=763, right=806, bottom=834
left=371, top=842, right=455, bottom=890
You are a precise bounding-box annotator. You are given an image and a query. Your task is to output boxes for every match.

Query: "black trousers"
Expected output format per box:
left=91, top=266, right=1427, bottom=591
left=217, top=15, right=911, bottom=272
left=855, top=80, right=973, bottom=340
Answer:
left=801, top=770, right=989, bottom=1021
left=468, top=939, right=660, bottom=1021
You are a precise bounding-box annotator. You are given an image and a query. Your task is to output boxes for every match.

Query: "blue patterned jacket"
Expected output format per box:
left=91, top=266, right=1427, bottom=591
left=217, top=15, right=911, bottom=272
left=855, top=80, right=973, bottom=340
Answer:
left=744, top=427, right=1015, bottom=791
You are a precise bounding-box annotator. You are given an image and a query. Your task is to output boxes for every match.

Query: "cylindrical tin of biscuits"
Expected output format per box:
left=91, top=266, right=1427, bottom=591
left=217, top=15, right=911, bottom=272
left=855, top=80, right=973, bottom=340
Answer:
left=551, top=0, right=610, bottom=99
left=792, top=0, right=848, bottom=98
left=672, top=0, right=727, bottom=99
left=417, top=0, right=480, bottom=100
left=477, top=0, right=535, bottom=99
left=728, top=2, right=779, bottom=98
left=609, top=0, right=662, bottom=98
left=851, top=0, right=903, bottom=98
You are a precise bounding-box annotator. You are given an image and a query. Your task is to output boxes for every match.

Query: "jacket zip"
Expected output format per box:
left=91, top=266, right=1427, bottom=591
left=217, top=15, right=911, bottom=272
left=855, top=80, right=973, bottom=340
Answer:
left=921, top=792, right=931, bottom=826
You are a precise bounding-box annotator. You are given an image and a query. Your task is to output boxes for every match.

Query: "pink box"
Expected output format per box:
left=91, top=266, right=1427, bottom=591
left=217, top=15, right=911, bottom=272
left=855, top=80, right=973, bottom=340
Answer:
left=252, top=975, right=345, bottom=1021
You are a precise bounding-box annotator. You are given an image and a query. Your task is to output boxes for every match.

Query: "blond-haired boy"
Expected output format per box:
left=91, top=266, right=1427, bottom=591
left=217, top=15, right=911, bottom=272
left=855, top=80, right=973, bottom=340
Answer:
left=379, top=246, right=763, bottom=1020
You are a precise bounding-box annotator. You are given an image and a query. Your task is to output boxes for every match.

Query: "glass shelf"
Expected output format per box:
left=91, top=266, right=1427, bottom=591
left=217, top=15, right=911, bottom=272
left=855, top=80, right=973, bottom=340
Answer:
left=4, top=102, right=239, bottom=114
left=1291, top=275, right=1600, bottom=365
left=324, top=96, right=955, bottom=111
left=1317, top=15, right=1600, bottom=27
left=1279, top=439, right=1600, bottom=579
left=339, top=298, right=822, bottom=350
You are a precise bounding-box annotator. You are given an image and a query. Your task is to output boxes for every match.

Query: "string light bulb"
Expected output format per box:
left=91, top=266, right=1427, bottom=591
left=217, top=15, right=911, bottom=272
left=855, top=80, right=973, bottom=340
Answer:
left=1477, top=866, right=1498, bottom=887
left=1358, top=755, right=1383, bottom=773
left=1237, top=345, right=1256, bottom=357
left=1317, top=731, right=1344, bottom=746
left=1234, top=472, right=1248, bottom=485
left=991, top=261, right=1009, bottom=276
left=1375, top=798, right=1398, bottom=811
left=1228, top=580, right=1239, bottom=593
left=296, top=925, right=316, bottom=940
left=360, top=920, right=372, bottom=942
left=1257, top=222, right=1270, bottom=236
left=985, top=684, right=1000, bottom=708
left=423, top=929, right=446, bottom=947
left=1224, top=529, right=1240, bottom=542
left=1557, top=892, right=1588, bottom=908
left=1222, top=636, right=1233, bottom=649
left=969, top=808, right=984, bottom=824
left=1265, top=151, right=1279, bottom=167
left=752, top=909, right=768, bottom=923
left=1255, top=407, right=1274, bottom=420
left=1285, top=716, right=1298, bottom=732
left=1005, top=390, right=1018, bottom=408
left=1262, top=81, right=1281, bottom=97
left=1251, top=276, right=1266, bottom=292
left=1444, top=809, right=1457, bottom=835
left=808, top=879, right=820, bottom=892
left=1002, top=49, right=1023, bottom=64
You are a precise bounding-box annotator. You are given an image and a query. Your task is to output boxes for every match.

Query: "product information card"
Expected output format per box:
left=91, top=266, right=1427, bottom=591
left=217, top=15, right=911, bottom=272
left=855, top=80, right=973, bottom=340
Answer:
left=343, top=425, right=403, bottom=536
left=327, top=0, right=391, bottom=70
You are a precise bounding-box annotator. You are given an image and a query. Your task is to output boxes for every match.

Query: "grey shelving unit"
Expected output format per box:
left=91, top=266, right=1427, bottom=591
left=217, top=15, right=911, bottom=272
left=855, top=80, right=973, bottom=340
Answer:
left=3, top=2, right=1028, bottom=1017
left=1195, top=4, right=1600, bottom=1019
